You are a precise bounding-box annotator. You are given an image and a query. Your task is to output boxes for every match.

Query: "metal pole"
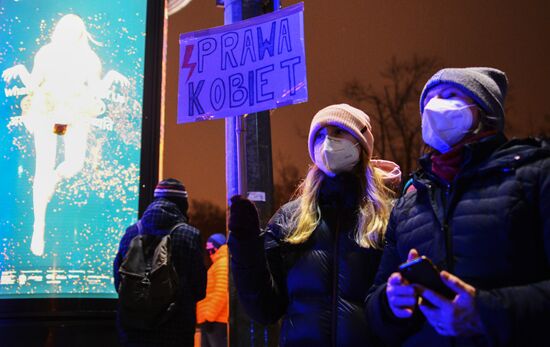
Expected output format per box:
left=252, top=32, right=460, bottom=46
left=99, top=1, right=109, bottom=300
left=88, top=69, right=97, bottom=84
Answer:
left=236, top=115, right=248, bottom=195
left=223, top=1, right=280, bottom=346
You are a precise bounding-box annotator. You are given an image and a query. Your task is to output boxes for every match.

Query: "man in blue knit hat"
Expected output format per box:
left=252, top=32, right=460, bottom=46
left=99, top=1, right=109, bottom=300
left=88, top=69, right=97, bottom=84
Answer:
left=114, top=178, right=206, bottom=346
left=366, top=67, right=550, bottom=347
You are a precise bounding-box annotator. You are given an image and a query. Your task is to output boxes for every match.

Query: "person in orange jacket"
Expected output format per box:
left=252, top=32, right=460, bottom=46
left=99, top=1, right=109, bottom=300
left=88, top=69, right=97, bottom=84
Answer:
left=196, top=233, right=228, bottom=347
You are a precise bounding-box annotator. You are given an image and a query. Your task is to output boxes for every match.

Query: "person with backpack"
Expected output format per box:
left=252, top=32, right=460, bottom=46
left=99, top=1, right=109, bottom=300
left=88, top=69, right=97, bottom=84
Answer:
left=196, top=233, right=229, bottom=347
left=114, top=178, right=207, bottom=347
left=365, top=67, right=550, bottom=346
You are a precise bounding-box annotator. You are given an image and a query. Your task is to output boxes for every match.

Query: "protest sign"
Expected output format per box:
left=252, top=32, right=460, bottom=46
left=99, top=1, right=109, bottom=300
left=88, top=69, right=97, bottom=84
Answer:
left=177, top=2, right=307, bottom=123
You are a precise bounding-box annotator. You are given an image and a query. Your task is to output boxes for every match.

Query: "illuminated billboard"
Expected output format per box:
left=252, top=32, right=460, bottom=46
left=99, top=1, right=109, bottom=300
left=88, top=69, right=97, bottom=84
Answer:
left=0, top=0, right=149, bottom=298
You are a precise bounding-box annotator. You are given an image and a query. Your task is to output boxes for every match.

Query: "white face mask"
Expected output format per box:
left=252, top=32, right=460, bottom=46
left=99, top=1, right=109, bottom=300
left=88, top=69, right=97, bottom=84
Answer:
left=422, top=98, right=475, bottom=153
left=314, top=136, right=360, bottom=177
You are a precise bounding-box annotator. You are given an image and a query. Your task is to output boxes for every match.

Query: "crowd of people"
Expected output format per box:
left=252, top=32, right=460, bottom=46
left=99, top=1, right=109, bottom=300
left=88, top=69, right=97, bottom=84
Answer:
left=113, top=67, right=549, bottom=346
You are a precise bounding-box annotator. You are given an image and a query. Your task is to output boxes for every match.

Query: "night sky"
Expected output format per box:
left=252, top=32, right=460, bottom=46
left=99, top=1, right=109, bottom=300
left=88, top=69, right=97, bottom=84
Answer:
left=163, top=0, right=550, bottom=209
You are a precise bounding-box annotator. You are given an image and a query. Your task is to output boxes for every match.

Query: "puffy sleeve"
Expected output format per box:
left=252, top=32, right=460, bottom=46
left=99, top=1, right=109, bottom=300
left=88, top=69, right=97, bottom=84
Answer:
left=365, top=203, right=424, bottom=346
left=228, top=206, right=291, bottom=324
left=474, top=155, right=550, bottom=345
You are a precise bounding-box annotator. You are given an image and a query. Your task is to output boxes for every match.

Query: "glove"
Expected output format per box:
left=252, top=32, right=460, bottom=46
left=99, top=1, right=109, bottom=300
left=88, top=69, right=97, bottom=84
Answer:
left=228, top=195, right=261, bottom=239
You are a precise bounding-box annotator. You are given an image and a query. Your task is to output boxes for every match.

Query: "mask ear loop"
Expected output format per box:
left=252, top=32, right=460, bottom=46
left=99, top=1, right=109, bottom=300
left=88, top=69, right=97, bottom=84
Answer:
left=452, top=104, right=480, bottom=136
left=469, top=106, right=485, bottom=135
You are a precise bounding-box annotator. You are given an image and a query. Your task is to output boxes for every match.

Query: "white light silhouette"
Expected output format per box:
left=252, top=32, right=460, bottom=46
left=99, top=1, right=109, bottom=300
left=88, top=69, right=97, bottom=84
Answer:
left=2, top=14, right=129, bottom=256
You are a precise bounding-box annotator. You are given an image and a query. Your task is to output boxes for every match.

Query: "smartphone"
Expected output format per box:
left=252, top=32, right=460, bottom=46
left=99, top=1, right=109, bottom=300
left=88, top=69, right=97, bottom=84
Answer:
left=398, top=256, right=455, bottom=300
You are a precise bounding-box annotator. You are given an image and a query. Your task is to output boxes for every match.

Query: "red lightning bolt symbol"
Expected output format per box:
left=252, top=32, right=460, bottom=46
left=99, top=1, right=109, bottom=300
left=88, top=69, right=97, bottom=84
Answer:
left=181, top=44, right=196, bottom=82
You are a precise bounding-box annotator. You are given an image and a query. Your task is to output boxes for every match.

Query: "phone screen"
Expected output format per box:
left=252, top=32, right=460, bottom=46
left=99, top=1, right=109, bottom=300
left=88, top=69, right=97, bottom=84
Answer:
left=399, top=256, right=455, bottom=299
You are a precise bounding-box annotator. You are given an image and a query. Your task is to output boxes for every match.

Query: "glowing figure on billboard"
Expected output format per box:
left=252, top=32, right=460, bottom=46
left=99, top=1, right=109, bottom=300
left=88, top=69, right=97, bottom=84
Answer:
left=2, top=14, right=129, bottom=256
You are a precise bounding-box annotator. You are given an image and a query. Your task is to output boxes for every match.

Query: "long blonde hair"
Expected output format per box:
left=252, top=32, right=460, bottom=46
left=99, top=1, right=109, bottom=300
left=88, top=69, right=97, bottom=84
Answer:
left=285, top=152, right=394, bottom=249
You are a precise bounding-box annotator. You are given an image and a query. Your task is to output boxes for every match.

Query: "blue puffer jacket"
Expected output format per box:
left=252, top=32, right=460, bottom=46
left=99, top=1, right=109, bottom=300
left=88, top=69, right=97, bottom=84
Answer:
left=229, top=174, right=383, bottom=347
left=366, top=134, right=550, bottom=347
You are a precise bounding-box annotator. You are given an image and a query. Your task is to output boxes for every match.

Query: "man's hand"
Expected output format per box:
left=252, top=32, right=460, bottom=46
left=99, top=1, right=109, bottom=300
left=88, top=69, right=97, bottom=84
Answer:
left=418, top=271, right=484, bottom=336
left=228, top=195, right=261, bottom=239
left=386, top=249, right=420, bottom=318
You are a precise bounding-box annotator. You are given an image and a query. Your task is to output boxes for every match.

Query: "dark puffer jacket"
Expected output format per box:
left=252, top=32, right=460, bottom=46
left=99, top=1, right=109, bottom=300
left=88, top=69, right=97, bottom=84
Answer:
left=113, top=198, right=207, bottom=347
left=229, top=174, right=383, bottom=347
left=366, top=134, right=550, bottom=347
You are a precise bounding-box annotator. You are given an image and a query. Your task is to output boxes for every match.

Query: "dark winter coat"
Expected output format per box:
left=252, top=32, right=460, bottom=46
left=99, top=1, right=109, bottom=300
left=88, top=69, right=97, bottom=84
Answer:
left=366, top=134, right=550, bottom=347
left=113, top=198, right=207, bottom=347
left=229, top=174, right=383, bottom=347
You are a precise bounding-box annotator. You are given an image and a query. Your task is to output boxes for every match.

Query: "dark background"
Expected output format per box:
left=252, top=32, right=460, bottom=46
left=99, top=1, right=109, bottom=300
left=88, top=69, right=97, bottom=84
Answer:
left=165, top=0, right=550, bottom=223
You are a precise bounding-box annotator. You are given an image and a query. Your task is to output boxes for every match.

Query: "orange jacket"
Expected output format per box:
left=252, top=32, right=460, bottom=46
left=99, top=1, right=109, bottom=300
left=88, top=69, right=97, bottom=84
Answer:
left=196, top=244, right=228, bottom=324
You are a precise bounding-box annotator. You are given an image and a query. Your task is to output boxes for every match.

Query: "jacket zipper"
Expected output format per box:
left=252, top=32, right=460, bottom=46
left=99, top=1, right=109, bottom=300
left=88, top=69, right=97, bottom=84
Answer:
left=331, top=213, right=340, bottom=347
left=428, top=182, right=456, bottom=347
left=443, top=184, right=454, bottom=272
left=427, top=183, right=454, bottom=272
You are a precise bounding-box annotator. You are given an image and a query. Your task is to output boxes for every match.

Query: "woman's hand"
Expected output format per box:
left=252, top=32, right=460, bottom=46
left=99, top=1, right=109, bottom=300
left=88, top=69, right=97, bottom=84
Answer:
left=228, top=195, right=261, bottom=239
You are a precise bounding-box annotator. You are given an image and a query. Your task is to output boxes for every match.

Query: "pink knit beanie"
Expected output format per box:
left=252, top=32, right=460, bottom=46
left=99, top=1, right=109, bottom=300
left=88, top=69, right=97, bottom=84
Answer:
left=308, top=104, right=374, bottom=162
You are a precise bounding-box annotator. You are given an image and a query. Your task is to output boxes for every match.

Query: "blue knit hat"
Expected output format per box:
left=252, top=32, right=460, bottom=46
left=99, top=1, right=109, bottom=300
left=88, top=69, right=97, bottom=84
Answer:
left=419, top=67, right=508, bottom=130
left=207, top=233, right=227, bottom=249
left=154, top=178, right=188, bottom=199
left=154, top=178, right=189, bottom=214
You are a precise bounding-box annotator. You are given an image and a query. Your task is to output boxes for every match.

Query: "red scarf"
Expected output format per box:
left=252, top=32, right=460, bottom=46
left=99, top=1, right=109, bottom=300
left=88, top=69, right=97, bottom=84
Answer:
left=431, top=131, right=497, bottom=183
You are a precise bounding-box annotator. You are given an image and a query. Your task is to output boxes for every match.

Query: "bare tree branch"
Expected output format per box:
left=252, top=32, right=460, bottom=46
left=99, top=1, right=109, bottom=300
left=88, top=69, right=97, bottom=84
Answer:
left=341, top=55, right=440, bottom=177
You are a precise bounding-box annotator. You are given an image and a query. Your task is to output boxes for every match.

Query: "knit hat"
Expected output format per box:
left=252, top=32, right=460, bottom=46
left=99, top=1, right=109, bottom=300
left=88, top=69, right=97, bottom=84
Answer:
left=154, top=178, right=188, bottom=199
left=207, top=233, right=227, bottom=249
left=419, top=67, right=508, bottom=130
left=308, top=104, right=374, bottom=162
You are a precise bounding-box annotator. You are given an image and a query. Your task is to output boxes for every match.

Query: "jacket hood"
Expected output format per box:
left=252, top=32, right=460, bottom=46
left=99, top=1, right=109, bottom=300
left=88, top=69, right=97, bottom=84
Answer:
left=478, top=137, right=550, bottom=172
left=371, top=159, right=402, bottom=188
left=414, top=134, right=550, bottom=187
left=140, top=198, right=188, bottom=232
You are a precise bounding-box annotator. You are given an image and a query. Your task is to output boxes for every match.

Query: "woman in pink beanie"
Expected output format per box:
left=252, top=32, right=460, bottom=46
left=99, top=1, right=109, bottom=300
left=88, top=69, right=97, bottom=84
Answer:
left=228, top=103, right=401, bottom=346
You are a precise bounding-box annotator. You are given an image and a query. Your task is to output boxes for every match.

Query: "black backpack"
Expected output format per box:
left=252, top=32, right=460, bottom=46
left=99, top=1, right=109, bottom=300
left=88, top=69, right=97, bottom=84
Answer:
left=117, top=221, right=183, bottom=330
